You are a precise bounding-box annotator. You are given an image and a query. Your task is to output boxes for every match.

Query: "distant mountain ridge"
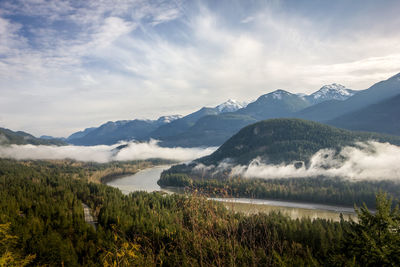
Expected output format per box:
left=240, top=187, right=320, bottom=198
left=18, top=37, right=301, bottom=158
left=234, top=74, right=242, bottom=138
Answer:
left=67, top=115, right=181, bottom=146
left=156, top=86, right=359, bottom=147
left=305, top=83, right=357, bottom=104
left=65, top=84, right=358, bottom=147
left=216, top=99, right=247, bottom=113
left=329, top=93, right=400, bottom=135
left=67, top=127, right=97, bottom=141
left=3, top=73, right=399, bottom=148
left=296, top=73, right=400, bottom=122
left=65, top=73, right=399, bottom=147
left=236, top=89, right=311, bottom=120
left=67, top=99, right=247, bottom=146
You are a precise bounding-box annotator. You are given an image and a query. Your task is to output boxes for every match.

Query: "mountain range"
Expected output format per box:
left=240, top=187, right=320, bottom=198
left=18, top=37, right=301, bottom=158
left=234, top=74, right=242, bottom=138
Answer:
left=157, top=73, right=398, bottom=147
left=296, top=73, right=400, bottom=122
left=303, top=83, right=358, bottom=104
left=65, top=82, right=363, bottom=147
left=2, top=73, right=399, bottom=148
left=67, top=115, right=182, bottom=146
left=67, top=99, right=249, bottom=146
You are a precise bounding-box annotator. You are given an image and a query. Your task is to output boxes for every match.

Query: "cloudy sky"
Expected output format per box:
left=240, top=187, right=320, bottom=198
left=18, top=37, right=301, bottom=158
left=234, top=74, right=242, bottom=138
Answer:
left=1, top=0, right=400, bottom=137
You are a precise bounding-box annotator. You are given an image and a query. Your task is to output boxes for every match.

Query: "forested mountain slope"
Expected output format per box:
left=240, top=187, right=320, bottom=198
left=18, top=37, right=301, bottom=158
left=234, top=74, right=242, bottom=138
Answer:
left=0, top=127, right=66, bottom=146
left=199, top=118, right=400, bottom=166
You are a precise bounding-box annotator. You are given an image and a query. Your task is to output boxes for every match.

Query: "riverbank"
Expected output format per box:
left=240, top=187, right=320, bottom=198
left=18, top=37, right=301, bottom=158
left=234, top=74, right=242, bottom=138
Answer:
left=100, top=171, right=139, bottom=184
left=213, top=199, right=356, bottom=221
left=106, top=165, right=359, bottom=221
left=96, top=159, right=177, bottom=184
left=105, top=165, right=174, bottom=194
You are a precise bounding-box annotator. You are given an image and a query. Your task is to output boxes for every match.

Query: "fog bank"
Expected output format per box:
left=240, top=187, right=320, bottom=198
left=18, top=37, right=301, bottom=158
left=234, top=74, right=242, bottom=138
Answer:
left=0, top=140, right=216, bottom=163
left=227, top=141, right=400, bottom=181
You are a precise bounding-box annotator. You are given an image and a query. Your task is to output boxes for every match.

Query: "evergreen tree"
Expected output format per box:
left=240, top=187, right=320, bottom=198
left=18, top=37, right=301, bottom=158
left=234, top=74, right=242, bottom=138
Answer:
left=342, top=193, right=400, bottom=266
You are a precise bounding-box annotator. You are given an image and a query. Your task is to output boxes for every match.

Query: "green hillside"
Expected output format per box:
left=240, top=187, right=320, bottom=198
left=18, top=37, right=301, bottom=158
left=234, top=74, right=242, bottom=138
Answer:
left=159, top=119, right=400, bottom=207
left=200, top=118, right=400, bottom=166
left=0, top=127, right=66, bottom=146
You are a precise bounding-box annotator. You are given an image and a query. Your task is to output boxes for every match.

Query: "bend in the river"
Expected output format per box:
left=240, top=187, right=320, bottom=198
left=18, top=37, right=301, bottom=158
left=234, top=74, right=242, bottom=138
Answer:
left=106, top=165, right=356, bottom=221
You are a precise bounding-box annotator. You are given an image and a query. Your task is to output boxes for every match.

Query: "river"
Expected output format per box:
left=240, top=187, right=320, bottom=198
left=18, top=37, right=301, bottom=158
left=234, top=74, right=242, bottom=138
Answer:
left=106, top=165, right=356, bottom=221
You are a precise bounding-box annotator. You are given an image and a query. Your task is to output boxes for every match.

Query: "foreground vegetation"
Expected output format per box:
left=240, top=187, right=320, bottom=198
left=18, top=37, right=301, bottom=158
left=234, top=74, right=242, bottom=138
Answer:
left=0, top=158, right=399, bottom=266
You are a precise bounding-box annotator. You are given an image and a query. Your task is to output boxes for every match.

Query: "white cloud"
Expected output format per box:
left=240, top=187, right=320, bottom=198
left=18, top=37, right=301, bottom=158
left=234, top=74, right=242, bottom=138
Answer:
left=240, top=16, right=255, bottom=24
left=89, top=17, right=137, bottom=49
left=231, top=141, right=400, bottom=181
left=0, top=1, right=400, bottom=136
left=0, top=140, right=216, bottom=163
left=0, top=17, right=25, bottom=54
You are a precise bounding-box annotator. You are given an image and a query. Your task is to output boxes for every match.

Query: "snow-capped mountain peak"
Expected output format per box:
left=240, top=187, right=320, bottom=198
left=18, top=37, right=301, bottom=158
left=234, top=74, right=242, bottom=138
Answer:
left=315, top=83, right=349, bottom=96
left=216, top=99, right=246, bottom=113
left=263, top=89, right=292, bottom=100
left=308, top=83, right=355, bottom=104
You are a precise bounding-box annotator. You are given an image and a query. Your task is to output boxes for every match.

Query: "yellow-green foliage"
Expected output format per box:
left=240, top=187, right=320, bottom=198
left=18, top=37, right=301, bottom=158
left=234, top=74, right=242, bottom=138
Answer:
left=0, top=223, right=35, bottom=267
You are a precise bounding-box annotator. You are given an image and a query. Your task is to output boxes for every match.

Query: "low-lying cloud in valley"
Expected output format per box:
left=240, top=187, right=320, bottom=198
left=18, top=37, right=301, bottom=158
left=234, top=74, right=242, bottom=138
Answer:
left=2, top=140, right=400, bottom=181
left=0, top=140, right=216, bottom=163
left=222, top=141, right=400, bottom=181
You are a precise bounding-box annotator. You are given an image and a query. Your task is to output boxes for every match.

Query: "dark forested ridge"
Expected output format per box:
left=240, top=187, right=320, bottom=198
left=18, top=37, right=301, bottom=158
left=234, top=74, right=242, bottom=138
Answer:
left=198, top=118, right=400, bottom=166
left=1, top=158, right=399, bottom=266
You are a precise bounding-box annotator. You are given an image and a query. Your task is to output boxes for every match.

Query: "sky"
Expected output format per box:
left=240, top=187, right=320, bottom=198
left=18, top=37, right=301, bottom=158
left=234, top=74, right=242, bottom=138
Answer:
left=1, top=0, right=400, bottom=137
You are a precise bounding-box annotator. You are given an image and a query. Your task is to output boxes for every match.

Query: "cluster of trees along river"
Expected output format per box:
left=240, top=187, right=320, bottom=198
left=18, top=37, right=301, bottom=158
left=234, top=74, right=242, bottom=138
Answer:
left=0, top=159, right=399, bottom=266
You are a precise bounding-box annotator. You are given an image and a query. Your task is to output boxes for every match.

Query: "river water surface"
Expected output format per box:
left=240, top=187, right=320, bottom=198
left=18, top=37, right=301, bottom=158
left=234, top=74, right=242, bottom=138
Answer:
left=106, top=165, right=356, bottom=221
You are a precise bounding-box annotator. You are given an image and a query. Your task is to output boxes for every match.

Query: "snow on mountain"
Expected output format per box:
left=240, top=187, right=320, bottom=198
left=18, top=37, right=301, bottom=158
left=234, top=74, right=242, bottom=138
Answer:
left=157, top=115, right=182, bottom=124
left=100, top=115, right=182, bottom=128
left=295, top=93, right=307, bottom=100
left=296, top=93, right=308, bottom=97
left=307, top=83, right=355, bottom=104
left=215, top=99, right=247, bottom=113
left=261, top=89, right=294, bottom=100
